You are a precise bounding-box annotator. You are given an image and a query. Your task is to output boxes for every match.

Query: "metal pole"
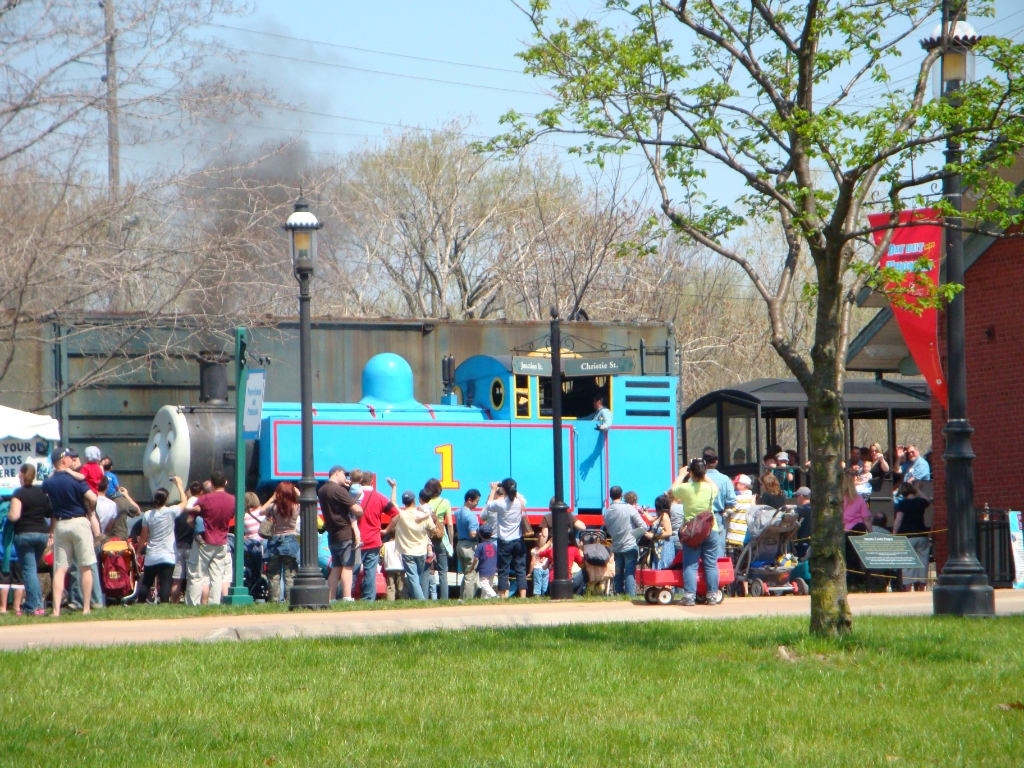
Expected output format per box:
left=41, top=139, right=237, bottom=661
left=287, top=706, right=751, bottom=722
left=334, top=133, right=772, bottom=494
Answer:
left=933, top=4, right=994, bottom=615
left=548, top=310, right=572, bottom=600
left=224, top=327, right=253, bottom=605
left=290, top=270, right=330, bottom=608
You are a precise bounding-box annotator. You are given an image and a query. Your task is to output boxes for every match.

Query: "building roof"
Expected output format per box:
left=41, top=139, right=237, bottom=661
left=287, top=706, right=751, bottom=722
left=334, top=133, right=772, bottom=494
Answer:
left=682, top=377, right=931, bottom=420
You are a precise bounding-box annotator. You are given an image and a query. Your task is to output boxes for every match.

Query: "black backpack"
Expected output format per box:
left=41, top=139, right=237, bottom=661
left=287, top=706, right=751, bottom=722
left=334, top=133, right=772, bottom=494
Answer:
left=583, top=541, right=611, bottom=567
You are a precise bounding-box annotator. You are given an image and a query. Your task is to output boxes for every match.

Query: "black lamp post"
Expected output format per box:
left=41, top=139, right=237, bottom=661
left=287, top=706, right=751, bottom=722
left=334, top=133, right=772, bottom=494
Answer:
left=548, top=307, right=572, bottom=600
left=921, top=4, right=994, bottom=616
left=283, top=195, right=330, bottom=609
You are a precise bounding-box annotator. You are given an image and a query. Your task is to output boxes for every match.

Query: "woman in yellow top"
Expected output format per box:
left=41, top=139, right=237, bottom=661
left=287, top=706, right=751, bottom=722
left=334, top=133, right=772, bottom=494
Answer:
left=671, top=458, right=723, bottom=606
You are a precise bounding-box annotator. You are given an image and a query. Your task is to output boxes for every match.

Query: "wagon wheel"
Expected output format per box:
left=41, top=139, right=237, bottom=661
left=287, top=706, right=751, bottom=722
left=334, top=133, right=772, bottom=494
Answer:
left=657, top=588, right=673, bottom=605
left=794, top=577, right=809, bottom=596
left=749, top=579, right=766, bottom=598
left=644, top=587, right=658, bottom=604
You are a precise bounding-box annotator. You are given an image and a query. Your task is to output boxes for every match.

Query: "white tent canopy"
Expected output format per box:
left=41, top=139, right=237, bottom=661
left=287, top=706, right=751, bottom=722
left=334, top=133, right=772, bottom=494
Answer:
left=0, top=405, right=61, bottom=441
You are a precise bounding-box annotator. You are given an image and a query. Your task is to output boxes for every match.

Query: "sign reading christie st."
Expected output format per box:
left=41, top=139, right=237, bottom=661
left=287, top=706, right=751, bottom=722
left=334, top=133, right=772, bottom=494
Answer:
left=511, top=356, right=634, bottom=377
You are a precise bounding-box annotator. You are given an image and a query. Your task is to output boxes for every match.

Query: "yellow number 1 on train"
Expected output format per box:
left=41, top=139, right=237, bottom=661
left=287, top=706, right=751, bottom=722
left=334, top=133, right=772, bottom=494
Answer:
left=434, top=444, right=461, bottom=489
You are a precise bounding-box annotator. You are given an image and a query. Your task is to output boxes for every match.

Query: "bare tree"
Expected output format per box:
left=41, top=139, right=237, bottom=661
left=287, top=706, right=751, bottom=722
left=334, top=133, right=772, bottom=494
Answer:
left=331, top=123, right=541, bottom=320
left=0, top=0, right=282, bottom=400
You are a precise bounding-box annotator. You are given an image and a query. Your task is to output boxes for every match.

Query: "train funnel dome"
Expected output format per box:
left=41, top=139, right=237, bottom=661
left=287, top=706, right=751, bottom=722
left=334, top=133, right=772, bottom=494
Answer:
left=359, top=353, right=419, bottom=409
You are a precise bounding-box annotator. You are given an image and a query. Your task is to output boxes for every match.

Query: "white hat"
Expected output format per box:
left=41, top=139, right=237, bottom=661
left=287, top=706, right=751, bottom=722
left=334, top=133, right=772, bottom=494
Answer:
left=84, top=446, right=102, bottom=462
left=775, top=452, right=789, bottom=462
left=735, top=474, right=752, bottom=486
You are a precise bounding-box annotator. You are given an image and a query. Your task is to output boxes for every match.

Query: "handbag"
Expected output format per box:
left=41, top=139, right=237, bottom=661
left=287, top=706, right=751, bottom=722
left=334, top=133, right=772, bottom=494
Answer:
left=678, top=485, right=714, bottom=548
left=258, top=512, right=276, bottom=540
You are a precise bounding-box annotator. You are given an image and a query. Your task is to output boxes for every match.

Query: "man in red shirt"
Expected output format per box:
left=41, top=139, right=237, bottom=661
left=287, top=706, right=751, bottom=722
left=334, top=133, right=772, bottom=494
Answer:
left=80, top=446, right=106, bottom=494
left=185, top=471, right=234, bottom=606
left=355, top=471, right=396, bottom=601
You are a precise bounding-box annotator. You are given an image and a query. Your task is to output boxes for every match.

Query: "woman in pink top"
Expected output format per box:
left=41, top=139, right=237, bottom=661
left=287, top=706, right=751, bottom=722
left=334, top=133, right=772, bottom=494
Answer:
left=842, top=473, right=872, bottom=532
left=242, top=492, right=265, bottom=585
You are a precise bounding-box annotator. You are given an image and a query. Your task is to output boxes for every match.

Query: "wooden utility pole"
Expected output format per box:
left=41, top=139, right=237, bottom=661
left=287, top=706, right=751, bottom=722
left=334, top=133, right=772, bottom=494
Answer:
left=104, top=0, right=120, bottom=207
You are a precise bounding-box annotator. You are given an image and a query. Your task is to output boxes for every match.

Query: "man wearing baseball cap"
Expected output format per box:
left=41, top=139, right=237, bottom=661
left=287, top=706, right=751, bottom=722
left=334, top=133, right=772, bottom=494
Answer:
left=733, top=474, right=755, bottom=506
left=42, top=447, right=100, bottom=615
left=317, top=466, right=363, bottom=601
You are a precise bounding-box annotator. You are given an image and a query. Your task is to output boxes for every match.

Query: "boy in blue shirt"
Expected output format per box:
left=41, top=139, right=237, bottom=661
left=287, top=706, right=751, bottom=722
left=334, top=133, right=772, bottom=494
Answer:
left=472, top=524, right=498, bottom=598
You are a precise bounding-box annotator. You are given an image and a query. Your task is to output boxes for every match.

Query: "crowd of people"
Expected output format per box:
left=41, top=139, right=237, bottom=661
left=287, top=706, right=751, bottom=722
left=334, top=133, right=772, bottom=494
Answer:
left=0, top=436, right=935, bottom=615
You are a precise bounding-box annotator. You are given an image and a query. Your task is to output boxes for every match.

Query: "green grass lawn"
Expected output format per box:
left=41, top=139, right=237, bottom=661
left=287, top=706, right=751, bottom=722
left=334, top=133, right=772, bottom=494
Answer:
left=0, top=594, right=629, bottom=625
left=1, top=616, right=1021, bottom=767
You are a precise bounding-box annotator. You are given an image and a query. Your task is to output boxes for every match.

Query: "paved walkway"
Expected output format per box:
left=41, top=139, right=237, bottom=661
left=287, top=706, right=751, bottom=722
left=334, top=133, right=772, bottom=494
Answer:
left=1, top=591, right=1022, bottom=651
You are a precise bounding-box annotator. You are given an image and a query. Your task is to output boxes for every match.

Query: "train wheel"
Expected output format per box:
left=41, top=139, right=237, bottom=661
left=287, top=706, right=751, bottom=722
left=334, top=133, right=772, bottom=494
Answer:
left=795, top=577, right=809, bottom=596
left=644, top=587, right=658, bottom=604
left=750, top=579, right=766, bottom=598
left=657, top=588, right=673, bottom=605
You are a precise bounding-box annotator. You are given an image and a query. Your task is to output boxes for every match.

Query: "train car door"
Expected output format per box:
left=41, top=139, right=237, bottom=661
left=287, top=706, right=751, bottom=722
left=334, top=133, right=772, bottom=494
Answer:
left=573, top=424, right=606, bottom=510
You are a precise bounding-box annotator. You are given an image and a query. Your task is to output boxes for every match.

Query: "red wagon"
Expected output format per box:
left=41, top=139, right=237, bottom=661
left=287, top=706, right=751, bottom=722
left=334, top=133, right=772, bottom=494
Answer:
left=637, top=557, right=735, bottom=605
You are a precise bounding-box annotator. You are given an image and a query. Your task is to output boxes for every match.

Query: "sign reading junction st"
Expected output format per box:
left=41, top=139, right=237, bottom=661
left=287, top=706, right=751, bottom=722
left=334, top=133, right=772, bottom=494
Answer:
left=511, top=356, right=635, bottom=377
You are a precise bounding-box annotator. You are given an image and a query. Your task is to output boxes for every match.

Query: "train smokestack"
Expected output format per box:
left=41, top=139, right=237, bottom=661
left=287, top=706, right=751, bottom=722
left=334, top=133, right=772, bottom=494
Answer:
left=198, top=353, right=229, bottom=404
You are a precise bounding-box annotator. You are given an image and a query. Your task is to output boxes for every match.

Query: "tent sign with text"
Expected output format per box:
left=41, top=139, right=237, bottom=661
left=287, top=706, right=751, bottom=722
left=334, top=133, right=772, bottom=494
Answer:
left=868, top=208, right=947, bottom=408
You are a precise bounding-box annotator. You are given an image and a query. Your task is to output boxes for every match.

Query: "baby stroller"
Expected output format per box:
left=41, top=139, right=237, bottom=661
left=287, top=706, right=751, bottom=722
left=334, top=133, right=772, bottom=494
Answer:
left=100, top=539, right=140, bottom=604
left=732, top=506, right=806, bottom=597
left=579, top=530, right=615, bottom=595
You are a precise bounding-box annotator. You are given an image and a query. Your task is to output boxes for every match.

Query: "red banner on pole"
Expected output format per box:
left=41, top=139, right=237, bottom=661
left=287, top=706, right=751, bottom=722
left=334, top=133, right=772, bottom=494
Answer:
left=867, top=208, right=947, bottom=408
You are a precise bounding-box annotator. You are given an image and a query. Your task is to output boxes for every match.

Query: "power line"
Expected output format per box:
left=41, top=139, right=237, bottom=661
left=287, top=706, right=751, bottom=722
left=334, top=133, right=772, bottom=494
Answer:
left=208, top=22, right=527, bottom=75
left=218, top=43, right=544, bottom=96
left=268, top=104, right=492, bottom=138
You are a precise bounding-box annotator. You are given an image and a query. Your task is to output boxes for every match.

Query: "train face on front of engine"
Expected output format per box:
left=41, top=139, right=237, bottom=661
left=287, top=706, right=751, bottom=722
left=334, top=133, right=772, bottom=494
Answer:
left=257, top=352, right=679, bottom=523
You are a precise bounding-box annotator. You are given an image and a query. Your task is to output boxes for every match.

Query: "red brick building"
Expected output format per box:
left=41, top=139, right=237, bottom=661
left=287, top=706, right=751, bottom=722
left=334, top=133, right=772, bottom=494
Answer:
left=848, top=227, right=1024, bottom=567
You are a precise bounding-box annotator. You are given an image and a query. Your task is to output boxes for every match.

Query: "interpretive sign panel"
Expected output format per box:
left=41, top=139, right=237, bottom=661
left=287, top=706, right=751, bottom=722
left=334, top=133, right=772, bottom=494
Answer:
left=241, top=369, right=266, bottom=440
left=850, top=532, right=924, bottom=570
left=1009, top=511, right=1024, bottom=589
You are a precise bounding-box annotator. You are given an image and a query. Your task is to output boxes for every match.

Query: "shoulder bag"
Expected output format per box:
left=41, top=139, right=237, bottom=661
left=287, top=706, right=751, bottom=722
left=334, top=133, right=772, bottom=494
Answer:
left=258, top=507, right=276, bottom=540
left=427, top=498, right=447, bottom=541
left=678, top=484, right=714, bottom=548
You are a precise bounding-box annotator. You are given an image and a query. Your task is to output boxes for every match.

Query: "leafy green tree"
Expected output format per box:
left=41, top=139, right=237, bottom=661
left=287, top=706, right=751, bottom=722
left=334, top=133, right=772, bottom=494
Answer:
left=495, top=0, right=1024, bottom=634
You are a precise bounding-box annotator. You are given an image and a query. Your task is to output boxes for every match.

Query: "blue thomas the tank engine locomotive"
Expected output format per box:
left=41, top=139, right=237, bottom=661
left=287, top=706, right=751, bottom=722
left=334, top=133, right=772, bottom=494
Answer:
left=257, top=352, right=678, bottom=523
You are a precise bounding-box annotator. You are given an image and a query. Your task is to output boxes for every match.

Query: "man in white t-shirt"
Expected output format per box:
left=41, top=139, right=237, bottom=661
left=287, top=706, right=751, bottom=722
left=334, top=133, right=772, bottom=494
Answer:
left=95, top=477, right=118, bottom=537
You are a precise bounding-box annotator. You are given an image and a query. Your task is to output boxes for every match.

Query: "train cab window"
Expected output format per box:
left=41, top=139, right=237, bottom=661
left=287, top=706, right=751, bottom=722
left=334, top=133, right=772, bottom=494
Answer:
left=514, top=375, right=530, bottom=418
left=538, top=374, right=611, bottom=419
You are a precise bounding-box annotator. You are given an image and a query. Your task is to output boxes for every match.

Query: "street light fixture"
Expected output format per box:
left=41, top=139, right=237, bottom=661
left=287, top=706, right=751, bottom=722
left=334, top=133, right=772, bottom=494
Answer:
left=283, top=195, right=329, bottom=609
left=921, top=4, right=994, bottom=616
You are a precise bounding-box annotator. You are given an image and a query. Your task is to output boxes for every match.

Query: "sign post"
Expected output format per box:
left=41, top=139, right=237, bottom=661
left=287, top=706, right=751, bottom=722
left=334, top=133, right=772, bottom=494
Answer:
left=224, top=327, right=255, bottom=605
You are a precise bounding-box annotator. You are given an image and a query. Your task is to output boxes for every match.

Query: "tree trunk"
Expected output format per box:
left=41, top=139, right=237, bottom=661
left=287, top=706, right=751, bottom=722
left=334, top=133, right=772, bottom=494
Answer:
left=805, top=267, right=852, bottom=636
left=806, top=376, right=852, bottom=635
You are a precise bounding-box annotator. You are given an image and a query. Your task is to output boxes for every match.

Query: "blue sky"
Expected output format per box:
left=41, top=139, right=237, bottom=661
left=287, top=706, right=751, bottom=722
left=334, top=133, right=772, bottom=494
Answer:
left=122, top=0, right=1024, bottom=202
